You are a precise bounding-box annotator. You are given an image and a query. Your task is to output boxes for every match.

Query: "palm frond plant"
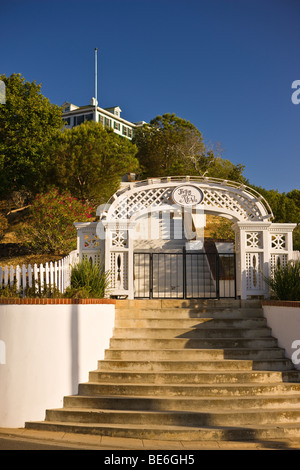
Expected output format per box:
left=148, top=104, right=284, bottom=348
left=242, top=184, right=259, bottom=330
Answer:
left=65, top=257, right=110, bottom=299
left=264, top=260, right=300, bottom=301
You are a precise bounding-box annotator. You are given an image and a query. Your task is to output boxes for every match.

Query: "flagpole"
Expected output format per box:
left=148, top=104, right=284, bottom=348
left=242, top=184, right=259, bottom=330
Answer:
left=95, top=47, right=98, bottom=122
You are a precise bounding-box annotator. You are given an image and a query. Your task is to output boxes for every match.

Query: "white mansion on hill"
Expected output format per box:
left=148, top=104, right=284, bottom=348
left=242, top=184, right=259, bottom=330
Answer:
left=62, top=98, right=146, bottom=140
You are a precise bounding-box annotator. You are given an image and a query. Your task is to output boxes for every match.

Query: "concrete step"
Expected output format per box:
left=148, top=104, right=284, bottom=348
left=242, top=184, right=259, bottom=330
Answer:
left=115, top=308, right=264, bottom=319
left=105, top=347, right=286, bottom=361
left=97, top=358, right=294, bottom=372
left=114, top=317, right=268, bottom=328
left=44, top=407, right=300, bottom=427
left=78, top=381, right=300, bottom=398
left=24, top=420, right=300, bottom=441
left=63, top=394, right=300, bottom=412
left=112, top=327, right=272, bottom=339
left=109, top=337, right=278, bottom=350
left=88, top=369, right=300, bottom=385
left=115, top=299, right=262, bottom=310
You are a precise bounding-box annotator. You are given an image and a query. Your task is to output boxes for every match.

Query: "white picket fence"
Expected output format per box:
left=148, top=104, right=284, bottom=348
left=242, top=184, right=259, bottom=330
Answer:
left=0, top=250, right=79, bottom=295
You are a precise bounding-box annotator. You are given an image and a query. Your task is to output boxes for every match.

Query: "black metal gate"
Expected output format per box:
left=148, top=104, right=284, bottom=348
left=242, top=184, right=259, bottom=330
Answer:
left=134, top=251, right=236, bottom=299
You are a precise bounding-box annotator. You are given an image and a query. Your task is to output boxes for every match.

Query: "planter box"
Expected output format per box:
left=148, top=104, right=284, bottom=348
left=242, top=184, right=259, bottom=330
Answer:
left=262, top=300, right=300, bottom=370
left=0, top=299, right=115, bottom=428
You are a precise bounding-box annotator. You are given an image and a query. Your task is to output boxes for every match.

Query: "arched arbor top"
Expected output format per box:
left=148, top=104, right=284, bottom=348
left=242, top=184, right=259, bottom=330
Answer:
left=100, top=176, right=273, bottom=223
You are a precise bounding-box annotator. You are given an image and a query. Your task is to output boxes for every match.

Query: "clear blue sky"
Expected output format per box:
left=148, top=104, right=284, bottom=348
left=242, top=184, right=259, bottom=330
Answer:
left=1, top=0, right=299, bottom=193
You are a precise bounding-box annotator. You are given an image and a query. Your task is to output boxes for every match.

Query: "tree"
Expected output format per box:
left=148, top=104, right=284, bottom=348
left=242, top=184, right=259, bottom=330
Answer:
left=0, top=74, right=64, bottom=198
left=251, top=186, right=300, bottom=224
left=21, top=189, right=94, bottom=255
left=133, top=113, right=246, bottom=182
left=48, top=121, right=140, bottom=205
left=287, top=190, right=300, bottom=251
left=134, top=113, right=205, bottom=177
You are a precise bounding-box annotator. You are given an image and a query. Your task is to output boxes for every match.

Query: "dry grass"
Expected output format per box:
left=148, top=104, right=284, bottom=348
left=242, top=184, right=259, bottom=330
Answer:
left=0, top=201, right=70, bottom=267
left=0, top=225, right=64, bottom=268
left=205, top=214, right=234, bottom=239
left=0, top=253, right=64, bottom=268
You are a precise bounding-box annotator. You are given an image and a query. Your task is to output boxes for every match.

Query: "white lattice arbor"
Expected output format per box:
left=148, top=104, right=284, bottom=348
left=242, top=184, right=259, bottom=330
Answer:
left=74, top=176, right=296, bottom=299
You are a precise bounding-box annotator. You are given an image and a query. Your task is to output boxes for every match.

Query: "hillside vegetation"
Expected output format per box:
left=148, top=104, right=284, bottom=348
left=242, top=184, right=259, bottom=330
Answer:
left=0, top=74, right=299, bottom=267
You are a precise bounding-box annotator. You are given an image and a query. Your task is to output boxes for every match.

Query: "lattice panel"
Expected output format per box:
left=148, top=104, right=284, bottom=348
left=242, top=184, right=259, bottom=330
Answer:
left=271, top=234, right=286, bottom=250
left=108, top=185, right=264, bottom=222
left=270, top=254, right=288, bottom=273
left=246, top=232, right=263, bottom=249
left=110, top=251, right=128, bottom=291
left=246, top=252, right=263, bottom=290
left=111, top=230, right=128, bottom=248
left=83, top=233, right=100, bottom=250
left=112, top=188, right=172, bottom=219
left=202, top=189, right=261, bottom=221
left=82, top=252, right=103, bottom=267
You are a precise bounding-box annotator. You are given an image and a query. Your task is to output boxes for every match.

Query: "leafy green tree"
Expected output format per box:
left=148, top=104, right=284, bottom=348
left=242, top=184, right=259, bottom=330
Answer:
left=48, top=121, right=139, bottom=205
left=134, top=113, right=205, bottom=177
left=133, top=113, right=246, bottom=182
left=293, top=227, right=300, bottom=252
left=287, top=189, right=300, bottom=216
left=0, top=73, right=64, bottom=197
left=21, top=189, right=94, bottom=255
left=251, top=186, right=300, bottom=223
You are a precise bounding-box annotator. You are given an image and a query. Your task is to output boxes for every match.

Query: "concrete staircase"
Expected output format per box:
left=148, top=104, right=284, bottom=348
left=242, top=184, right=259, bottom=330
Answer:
left=185, top=254, right=215, bottom=298
left=25, top=300, right=300, bottom=441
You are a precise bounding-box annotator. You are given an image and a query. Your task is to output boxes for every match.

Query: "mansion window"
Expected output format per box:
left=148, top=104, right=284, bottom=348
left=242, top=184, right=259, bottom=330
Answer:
left=73, top=113, right=93, bottom=126
left=122, top=125, right=133, bottom=138
left=105, top=117, right=112, bottom=128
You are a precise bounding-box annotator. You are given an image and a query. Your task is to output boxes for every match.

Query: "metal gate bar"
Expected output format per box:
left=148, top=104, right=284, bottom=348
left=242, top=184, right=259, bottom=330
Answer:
left=134, top=251, right=236, bottom=299
left=152, top=253, right=184, bottom=299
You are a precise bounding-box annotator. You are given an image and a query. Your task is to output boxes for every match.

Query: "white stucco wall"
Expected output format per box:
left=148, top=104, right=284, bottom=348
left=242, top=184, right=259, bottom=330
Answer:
left=263, top=302, right=300, bottom=370
left=0, top=302, right=115, bottom=428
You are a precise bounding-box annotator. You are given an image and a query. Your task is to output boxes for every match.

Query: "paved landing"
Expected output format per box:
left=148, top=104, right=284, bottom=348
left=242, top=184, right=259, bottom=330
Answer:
left=1, top=428, right=300, bottom=450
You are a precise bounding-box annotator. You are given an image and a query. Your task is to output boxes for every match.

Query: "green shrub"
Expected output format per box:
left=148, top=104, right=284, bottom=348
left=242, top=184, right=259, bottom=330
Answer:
left=0, top=280, right=63, bottom=298
left=0, top=283, right=19, bottom=298
left=25, top=281, right=63, bottom=299
left=21, top=189, right=94, bottom=255
left=264, top=260, right=300, bottom=301
left=65, top=258, right=110, bottom=299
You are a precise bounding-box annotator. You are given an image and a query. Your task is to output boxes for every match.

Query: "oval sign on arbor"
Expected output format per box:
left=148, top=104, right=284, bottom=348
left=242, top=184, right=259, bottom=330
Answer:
left=172, top=185, right=204, bottom=207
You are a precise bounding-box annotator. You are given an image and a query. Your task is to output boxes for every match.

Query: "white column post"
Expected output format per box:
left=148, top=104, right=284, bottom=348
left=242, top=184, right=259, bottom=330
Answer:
left=262, top=227, right=271, bottom=298
left=233, top=225, right=241, bottom=298
left=239, top=226, right=247, bottom=300
left=104, top=224, right=111, bottom=277
left=127, top=224, right=135, bottom=299
left=234, top=222, right=272, bottom=299
left=285, top=224, right=297, bottom=257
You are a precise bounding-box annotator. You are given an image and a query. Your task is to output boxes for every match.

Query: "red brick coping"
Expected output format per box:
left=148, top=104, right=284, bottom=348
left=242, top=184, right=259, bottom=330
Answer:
left=0, top=298, right=116, bottom=305
left=262, top=300, right=300, bottom=308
